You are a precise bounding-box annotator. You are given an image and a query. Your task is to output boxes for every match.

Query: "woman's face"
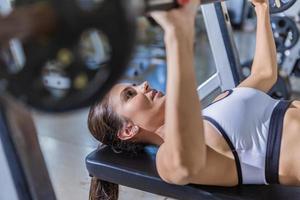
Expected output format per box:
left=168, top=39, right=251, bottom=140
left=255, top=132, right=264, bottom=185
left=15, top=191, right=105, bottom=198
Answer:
left=109, top=82, right=166, bottom=131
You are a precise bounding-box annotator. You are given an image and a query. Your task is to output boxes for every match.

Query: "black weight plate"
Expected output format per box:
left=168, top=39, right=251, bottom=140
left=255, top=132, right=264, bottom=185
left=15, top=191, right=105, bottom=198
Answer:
left=6, top=0, right=137, bottom=112
left=269, top=0, right=297, bottom=14
left=271, top=16, right=299, bottom=52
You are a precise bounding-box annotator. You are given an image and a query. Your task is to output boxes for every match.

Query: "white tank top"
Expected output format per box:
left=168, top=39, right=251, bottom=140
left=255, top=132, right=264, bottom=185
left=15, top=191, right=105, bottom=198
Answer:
left=202, top=87, right=280, bottom=184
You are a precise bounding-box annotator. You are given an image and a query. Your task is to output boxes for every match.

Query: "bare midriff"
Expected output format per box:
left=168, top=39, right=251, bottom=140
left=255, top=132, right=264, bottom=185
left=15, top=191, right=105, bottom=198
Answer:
left=279, top=101, right=300, bottom=186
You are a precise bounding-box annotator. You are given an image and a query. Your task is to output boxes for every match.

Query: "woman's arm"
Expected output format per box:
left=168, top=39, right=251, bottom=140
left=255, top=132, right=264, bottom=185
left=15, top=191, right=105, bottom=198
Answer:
left=151, top=1, right=207, bottom=185
left=238, top=0, right=278, bottom=92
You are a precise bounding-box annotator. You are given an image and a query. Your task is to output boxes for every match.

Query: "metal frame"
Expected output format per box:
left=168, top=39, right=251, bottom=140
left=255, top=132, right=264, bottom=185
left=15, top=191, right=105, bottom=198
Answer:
left=0, top=102, right=32, bottom=200
left=226, top=0, right=247, bottom=27
left=198, top=2, right=242, bottom=101
left=0, top=136, right=19, bottom=200
left=0, top=96, right=56, bottom=200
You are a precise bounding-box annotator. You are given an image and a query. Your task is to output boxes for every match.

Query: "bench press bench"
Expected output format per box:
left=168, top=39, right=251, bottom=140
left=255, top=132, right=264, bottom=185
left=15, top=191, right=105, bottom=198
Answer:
left=86, top=145, right=300, bottom=200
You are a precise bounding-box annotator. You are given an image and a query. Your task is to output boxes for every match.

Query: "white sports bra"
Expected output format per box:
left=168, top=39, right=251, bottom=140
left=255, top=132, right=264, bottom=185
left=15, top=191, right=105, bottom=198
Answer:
left=202, top=87, right=280, bottom=184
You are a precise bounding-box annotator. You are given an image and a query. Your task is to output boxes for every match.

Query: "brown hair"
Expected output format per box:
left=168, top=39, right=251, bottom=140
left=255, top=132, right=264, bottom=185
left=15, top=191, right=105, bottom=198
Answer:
left=88, top=94, right=148, bottom=200
left=89, top=178, right=118, bottom=200
left=87, top=94, right=146, bottom=155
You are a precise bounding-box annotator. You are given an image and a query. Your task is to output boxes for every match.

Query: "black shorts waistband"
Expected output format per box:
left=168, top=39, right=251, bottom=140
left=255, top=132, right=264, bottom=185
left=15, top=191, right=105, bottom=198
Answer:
left=265, top=100, right=292, bottom=184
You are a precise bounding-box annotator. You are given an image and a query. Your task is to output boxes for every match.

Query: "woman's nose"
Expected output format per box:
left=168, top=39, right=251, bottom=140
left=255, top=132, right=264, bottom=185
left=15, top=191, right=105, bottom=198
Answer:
left=140, top=81, right=150, bottom=93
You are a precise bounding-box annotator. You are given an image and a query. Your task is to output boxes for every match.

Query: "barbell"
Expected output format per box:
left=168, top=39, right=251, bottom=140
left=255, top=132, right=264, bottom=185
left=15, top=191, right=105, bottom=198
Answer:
left=0, top=0, right=296, bottom=112
left=104, top=0, right=297, bottom=14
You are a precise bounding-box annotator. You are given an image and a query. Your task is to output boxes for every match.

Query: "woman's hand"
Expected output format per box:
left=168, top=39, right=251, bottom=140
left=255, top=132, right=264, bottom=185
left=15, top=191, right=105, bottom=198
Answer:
left=149, top=0, right=200, bottom=34
left=251, top=0, right=269, bottom=7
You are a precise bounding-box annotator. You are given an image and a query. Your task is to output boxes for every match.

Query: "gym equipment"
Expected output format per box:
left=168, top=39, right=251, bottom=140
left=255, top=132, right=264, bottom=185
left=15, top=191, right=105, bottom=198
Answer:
left=0, top=1, right=298, bottom=200
left=271, top=16, right=299, bottom=53
left=201, top=0, right=296, bottom=14
left=86, top=145, right=300, bottom=200
left=226, top=0, right=248, bottom=29
left=241, top=60, right=292, bottom=100
left=0, top=0, right=137, bottom=112
left=269, top=0, right=296, bottom=14
left=0, top=95, right=56, bottom=200
left=0, top=0, right=297, bottom=113
left=272, top=1, right=300, bottom=81
left=124, top=45, right=167, bottom=93
left=146, top=0, right=297, bottom=14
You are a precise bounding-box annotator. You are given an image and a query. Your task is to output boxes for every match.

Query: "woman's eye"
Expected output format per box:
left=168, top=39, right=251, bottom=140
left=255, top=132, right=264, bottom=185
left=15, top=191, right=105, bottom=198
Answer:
left=125, top=89, right=136, bottom=100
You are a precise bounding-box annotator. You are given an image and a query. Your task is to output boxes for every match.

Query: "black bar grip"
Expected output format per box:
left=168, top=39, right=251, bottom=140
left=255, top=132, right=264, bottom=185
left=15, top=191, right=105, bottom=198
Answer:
left=144, top=0, right=225, bottom=12
left=144, top=0, right=179, bottom=12
left=202, top=0, right=224, bottom=4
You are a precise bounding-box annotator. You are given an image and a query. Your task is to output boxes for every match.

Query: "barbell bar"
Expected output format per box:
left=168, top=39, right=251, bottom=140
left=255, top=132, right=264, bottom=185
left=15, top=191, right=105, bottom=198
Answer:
left=143, top=0, right=296, bottom=14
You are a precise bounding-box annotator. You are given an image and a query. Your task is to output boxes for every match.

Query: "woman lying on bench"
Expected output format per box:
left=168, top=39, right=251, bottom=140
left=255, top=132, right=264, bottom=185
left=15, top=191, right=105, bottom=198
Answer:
left=88, top=0, right=300, bottom=192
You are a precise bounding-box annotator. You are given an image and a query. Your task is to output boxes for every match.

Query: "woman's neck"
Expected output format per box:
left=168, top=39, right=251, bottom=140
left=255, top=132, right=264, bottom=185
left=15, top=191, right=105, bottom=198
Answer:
left=136, top=125, right=165, bottom=146
left=151, top=125, right=165, bottom=145
left=155, top=125, right=165, bottom=140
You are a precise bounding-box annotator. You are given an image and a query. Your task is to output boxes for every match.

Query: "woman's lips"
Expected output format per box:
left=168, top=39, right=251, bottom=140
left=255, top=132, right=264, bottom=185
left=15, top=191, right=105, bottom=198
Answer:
left=151, top=89, right=157, bottom=100
left=151, top=90, right=164, bottom=100
left=156, top=91, right=163, bottom=98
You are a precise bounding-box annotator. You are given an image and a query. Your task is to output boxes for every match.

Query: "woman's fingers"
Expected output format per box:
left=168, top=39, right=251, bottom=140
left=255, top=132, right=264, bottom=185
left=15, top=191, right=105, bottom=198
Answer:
left=149, top=0, right=200, bottom=30
left=251, top=0, right=269, bottom=6
left=177, top=0, right=191, bottom=6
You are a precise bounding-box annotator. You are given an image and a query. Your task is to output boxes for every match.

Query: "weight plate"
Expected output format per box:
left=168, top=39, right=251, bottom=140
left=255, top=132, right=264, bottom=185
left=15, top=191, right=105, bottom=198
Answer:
left=271, top=16, right=299, bottom=52
left=3, top=0, right=137, bottom=112
left=269, top=0, right=297, bottom=14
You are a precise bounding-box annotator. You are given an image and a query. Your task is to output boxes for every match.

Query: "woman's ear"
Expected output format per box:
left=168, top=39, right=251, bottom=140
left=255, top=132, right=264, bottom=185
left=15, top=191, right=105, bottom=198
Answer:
left=117, top=122, right=140, bottom=141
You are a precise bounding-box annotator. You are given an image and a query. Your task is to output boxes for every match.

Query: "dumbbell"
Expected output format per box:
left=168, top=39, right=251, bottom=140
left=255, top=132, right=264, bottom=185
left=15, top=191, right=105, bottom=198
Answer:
left=0, top=0, right=296, bottom=112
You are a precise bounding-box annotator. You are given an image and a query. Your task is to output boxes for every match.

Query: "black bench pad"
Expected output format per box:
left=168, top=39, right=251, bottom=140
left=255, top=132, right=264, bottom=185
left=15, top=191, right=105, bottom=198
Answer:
left=86, top=145, right=300, bottom=200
